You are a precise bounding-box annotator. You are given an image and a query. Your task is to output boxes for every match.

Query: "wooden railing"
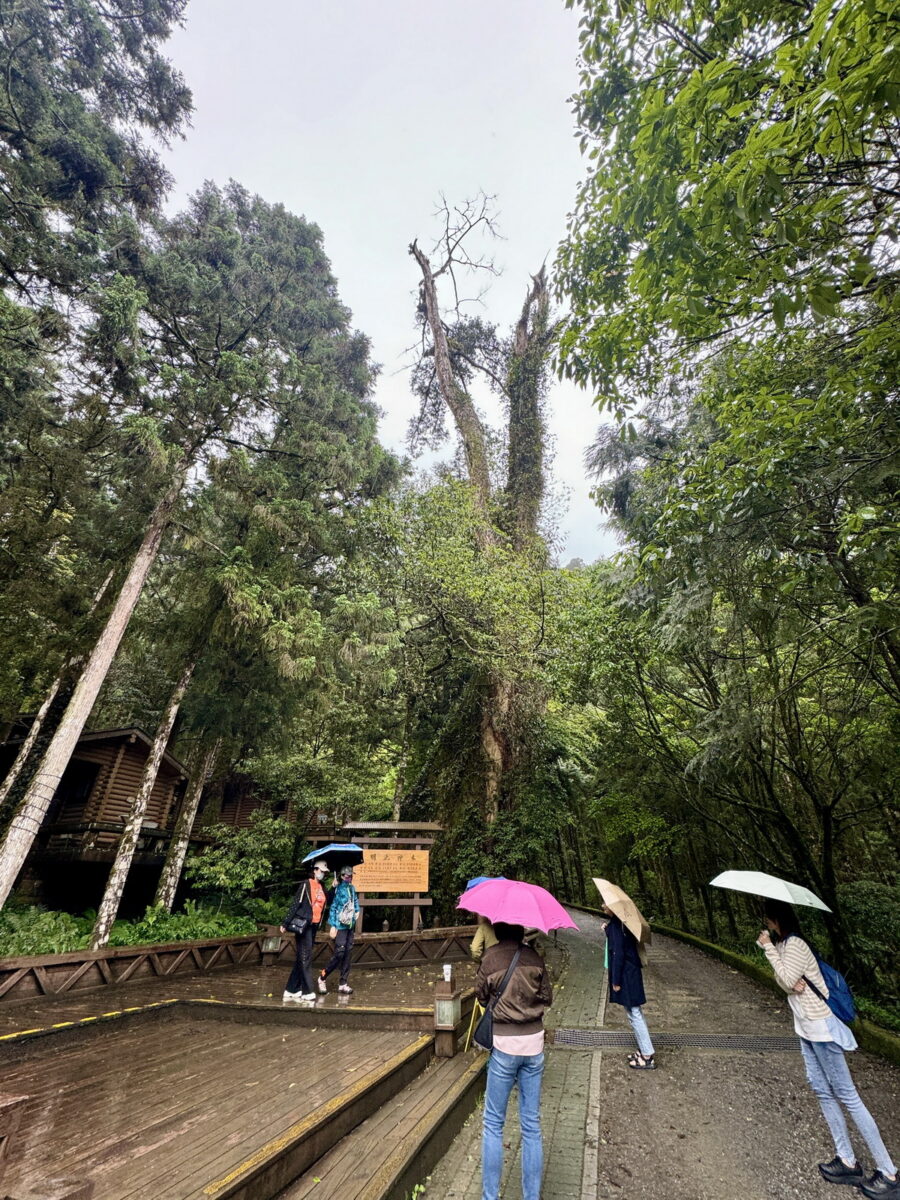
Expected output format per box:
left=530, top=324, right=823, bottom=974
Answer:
left=0, top=925, right=477, bottom=1005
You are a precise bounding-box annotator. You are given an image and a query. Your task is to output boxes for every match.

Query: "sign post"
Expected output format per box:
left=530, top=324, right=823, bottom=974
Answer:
left=310, top=821, right=442, bottom=931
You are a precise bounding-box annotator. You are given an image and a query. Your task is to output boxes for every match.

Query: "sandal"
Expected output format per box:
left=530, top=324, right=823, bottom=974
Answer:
left=628, top=1053, right=657, bottom=1070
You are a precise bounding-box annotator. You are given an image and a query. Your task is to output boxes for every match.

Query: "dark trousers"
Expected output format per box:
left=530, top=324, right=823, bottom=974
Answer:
left=321, top=928, right=354, bottom=984
left=286, top=924, right=317, bottom=994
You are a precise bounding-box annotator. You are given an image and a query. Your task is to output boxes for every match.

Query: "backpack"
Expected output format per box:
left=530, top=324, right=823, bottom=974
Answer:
left=789, top=935, right=856, bottom=1024
left=805, top=954, right=857, bottom=1024
left=337, top=886, right=356, bottom=927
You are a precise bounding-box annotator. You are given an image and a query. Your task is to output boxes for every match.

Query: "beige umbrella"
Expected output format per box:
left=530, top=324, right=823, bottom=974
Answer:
left=593, top=878, right=652, bottom=947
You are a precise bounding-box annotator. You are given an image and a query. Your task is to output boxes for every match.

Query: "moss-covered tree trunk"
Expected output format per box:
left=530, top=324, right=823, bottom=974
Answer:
left=409, top=228, right=552, bottom=836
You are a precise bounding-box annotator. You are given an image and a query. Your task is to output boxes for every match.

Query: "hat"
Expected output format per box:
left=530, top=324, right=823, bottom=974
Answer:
left=314, top=859, right=328, bottom=871
left=340, top=865, right=354, bottom=878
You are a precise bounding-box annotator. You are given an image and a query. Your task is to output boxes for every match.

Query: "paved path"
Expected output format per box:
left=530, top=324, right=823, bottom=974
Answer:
left=425, top=911, right=900, bottom=1200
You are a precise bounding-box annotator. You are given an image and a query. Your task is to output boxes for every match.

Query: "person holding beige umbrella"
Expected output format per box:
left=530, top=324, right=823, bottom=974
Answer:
left=594, top=878, right=657, bottom=1069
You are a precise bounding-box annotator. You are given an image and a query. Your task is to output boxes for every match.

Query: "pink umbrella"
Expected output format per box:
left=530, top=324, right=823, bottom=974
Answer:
left=457, top=878, right=579, bottom=933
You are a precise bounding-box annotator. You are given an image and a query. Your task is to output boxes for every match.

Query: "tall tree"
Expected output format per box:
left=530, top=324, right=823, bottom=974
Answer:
left=0, top=184, right=385, bottom=907
left=0, top=0, right=192, bottom=797
left=406, top=197, right=555, bottom=833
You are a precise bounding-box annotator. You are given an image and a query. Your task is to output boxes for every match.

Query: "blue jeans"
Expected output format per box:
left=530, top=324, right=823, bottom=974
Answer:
left=626, top=1006, right=655, bottom=1057
left=482, top=1048, right=544, bottom=1200
left=800, top=1039, right=897, bottom=1176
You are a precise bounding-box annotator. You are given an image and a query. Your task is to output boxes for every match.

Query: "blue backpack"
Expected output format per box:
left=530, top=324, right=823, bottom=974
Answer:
left=803, top=952, right=857, bottom=1024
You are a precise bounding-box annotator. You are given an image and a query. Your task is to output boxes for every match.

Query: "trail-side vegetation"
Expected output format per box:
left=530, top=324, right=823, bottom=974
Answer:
left=0, top=0, right=896, bottom=1020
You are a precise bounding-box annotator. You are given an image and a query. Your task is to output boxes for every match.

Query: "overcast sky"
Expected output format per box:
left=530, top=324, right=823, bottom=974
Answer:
left=162, top=0, right=616, bottom=562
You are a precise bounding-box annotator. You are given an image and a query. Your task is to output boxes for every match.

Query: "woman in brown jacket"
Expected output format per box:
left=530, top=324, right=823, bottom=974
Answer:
left=476, top=922, right=553, bottom=1200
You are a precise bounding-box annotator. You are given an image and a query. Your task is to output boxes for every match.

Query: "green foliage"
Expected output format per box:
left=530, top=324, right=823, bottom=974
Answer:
left=856, top=998, right=900, bottom=1035
left=0, top=900, right=258, bottom=956
left=0, top=906, right=86, bottom=956
left=186, top=811, right=299, bottom=898
left=241, top=895, right=294, bottom=927
left=553, top=0, right=899, bottom=1012
left=100, top=901, right=256, bottom=947
left=837, top=880, right=900, bottom=1004
left=558, top=0, right=900, bottom=404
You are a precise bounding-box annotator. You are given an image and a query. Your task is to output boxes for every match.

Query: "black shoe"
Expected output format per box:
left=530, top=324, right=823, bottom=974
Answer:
left=859, top=1171, right=900, bottom=1198
left=818, top=1157, right=863, bottom=1186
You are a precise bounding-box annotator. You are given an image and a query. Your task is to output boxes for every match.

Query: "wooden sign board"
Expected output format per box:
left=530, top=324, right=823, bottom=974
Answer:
left=353, top=849, right=429, bottom=893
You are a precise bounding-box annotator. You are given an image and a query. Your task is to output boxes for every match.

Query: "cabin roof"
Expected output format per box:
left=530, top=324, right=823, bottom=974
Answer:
left=3, top=725, right=188, bottom=778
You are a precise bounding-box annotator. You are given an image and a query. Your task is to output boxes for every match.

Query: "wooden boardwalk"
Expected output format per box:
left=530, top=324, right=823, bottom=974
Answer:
left=0, top=953, right=484, bottom=1199
left=0, top=958, right=478, bottom=1041
left=1, top=1012, right=423, bottom=1199
left=279, top=1052, right=484, bottom=1199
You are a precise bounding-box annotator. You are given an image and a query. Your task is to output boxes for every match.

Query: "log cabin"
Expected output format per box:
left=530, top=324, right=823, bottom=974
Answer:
left=0, top=726, right=189, bottom=911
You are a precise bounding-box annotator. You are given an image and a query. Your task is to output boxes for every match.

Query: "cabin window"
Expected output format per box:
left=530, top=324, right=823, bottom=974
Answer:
left=48, top=759, right=101, bottom=824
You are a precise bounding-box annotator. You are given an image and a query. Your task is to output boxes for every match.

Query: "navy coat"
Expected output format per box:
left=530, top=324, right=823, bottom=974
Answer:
left=605, top=915, right=646, bottom=1009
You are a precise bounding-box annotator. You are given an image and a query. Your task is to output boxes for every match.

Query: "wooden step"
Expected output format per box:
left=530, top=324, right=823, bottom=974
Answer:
left=197, top=1035, right=435, bottom=1200
left=0, top=1017, right=433, bottom=1200
left=278, top=1051, right=486, bottom=1200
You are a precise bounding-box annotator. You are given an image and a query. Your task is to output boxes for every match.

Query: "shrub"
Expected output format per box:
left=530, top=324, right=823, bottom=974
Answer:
left=0, top=906, right=88, bottom=956
left=103, top=901, right=257, bottom=946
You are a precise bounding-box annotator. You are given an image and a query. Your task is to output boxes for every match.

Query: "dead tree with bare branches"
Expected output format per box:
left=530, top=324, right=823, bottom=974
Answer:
left=407, top=196, right=555, bottom=831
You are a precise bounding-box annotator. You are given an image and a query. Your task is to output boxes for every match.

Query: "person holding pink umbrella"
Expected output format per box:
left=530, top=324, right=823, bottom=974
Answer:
left=476, top=921, right=553, bottom=1200
left=459, top=878, right=576, bottom=1200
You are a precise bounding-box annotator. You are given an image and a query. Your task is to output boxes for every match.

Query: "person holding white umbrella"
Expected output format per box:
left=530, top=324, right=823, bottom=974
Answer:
left=712, top=871, right=898, bottom=1197
left=758, top=900, right=897, bottom=1198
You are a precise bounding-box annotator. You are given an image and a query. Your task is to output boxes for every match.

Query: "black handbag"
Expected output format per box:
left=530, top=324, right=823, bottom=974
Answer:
left=474, top=948, right=523, bottom=1052
left=283, top=884, right=309, bottom=936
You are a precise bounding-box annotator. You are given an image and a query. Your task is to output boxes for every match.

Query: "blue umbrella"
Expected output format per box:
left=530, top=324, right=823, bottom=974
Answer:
left=466, top=874, right=506, bottom=890
left=302, top=843, right=365, bottom=870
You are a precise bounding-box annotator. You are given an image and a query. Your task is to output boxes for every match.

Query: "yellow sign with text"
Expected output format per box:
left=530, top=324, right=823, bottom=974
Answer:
left=353, top=849, right=429, bottom=893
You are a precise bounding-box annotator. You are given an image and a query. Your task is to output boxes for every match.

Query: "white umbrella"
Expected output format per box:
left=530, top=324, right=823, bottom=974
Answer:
left=710, top=869, right=831, bottom=912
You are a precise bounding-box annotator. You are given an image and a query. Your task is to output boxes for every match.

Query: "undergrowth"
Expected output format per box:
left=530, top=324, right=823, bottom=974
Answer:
left=0, top=899, right=265, bottom=957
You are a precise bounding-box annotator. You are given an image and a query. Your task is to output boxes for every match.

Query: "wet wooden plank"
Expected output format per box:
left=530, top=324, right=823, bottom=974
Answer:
left=0, top=1017, right=419, bottom=1200
left=2, top=1024, right=264, bottom=1177
left=279, top=1053, right=479, bottom=1197
left=154, top=1031, right=416, bottom=1200
left=110, top=1031, right=407, bottom=1200
left=0, top=959, right=478, bottom=1040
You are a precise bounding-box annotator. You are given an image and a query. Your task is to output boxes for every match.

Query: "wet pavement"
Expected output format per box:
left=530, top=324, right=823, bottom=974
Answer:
left=423, top=910, right=900, bottom=1200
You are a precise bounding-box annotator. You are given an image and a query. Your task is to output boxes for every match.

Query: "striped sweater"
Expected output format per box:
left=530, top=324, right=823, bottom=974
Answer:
left=763, top=935, right=832, bottom=1022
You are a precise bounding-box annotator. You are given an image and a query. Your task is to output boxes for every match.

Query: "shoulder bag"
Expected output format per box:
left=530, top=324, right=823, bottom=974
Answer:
left=284, top=883, right=309, bottom=936
left=803, top=959, right=856, bottom=1023
left=473, top=947, right=523, bottom=1052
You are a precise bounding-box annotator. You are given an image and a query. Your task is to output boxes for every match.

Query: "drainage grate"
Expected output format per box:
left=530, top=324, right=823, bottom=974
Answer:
left=552, top=1029, right=798, bottom=1052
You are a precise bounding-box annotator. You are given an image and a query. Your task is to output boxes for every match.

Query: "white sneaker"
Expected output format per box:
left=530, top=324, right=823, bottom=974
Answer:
left=301, top=992, right=317, bottom=1001
left=317, top=975, right=327, bottom=994
left=282, top=990, right=303, bottom=1001
left=338, top=983, right=353, bottom=994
